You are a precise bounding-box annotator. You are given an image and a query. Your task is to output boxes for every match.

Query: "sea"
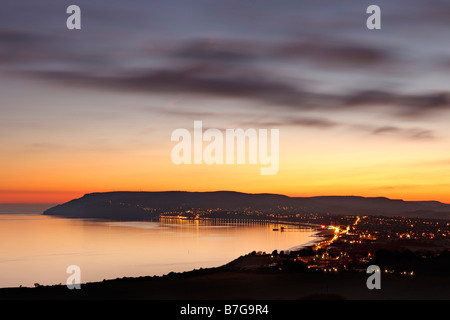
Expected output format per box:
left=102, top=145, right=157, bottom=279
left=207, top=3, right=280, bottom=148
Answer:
left=0, top=204, right=319, bottom=288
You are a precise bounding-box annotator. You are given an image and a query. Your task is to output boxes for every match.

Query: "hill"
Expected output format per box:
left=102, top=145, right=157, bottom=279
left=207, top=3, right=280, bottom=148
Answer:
left=42, top=191, right=450, bottom=220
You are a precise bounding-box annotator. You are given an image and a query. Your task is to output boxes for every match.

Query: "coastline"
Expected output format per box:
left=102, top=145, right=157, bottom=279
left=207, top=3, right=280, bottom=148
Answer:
left=1, top=220, right=448, bottom=300
left=0, top=214, right=322, bottom=289
left=1, top=250, right=449, bottom=300
left=287, top=228, right=333, bottom=251
left=0, top=229, right=332, bottom=291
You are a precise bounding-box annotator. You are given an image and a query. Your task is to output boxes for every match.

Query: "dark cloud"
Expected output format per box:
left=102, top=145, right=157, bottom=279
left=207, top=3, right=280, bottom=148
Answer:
left=276, top=39, right=394, bottom=67
left=370, top=126, right=436, bottom=140
left=0, top=30, right=59, bottom=63
left=285, top=117, right=338, bottom=128
left=344, top=90, right=450, bottom=117
left=252, top=117, right=339, bottom=129
left=2, top=26, right=449, bottom=124
left=169, top=39, right=259, bottom=64
left=0, top=30, right=48, bottom=46
left=150, top=108, right=436, bottom=141
left=31, top=63, right=328, bottom=110
left=396, top=93, right=450, bottom=117
left=28, top=64, right=450, bottom=123
left=0, top=30, right=106, bottom=69
left=158, top=37, right=394, bottom=69
left=245, top=117, right=436, bottom=140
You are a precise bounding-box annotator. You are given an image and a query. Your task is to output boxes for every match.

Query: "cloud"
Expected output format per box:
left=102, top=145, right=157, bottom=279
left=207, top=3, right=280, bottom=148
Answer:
left=369, top=125, right=436, bottom=140
left=0, top=29, right=46, bottom=46
left=168, top=38, right=259, bottom=64
left=247, top=117, right=339, bottom=129
left=150, top=37, right=395, bottom=69
left=31, top=65, right=450, bottom=121
left=244, top=117, right=436, bottom=140
left=3, top=27, right=450, bottom=125
left=0, top=30, right=59, bottom=63
left=275, top=39, right=395, bottom=68
left=30, top=63, right=326, bottom=109
left=344, top=90, right=450, bottom=117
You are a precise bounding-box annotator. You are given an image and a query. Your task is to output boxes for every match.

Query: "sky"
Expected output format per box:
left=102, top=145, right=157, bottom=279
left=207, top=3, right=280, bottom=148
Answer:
left=1, top=0, right=450, bottom=203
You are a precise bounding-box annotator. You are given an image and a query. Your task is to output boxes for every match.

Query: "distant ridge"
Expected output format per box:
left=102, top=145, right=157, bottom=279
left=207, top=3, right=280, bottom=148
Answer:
left=42, top=191, right=450, bottom=220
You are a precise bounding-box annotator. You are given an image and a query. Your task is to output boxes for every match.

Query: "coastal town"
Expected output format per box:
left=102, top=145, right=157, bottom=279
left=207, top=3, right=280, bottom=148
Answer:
left=1, top=211, right=448, bottom=300
left=157, top=208, right=450, bottom=276
left=232, top=214, right=450, bottom=276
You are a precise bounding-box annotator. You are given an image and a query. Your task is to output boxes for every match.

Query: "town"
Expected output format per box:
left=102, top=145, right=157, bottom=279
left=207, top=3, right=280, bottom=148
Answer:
left=158, top=209, right=450, bottom=276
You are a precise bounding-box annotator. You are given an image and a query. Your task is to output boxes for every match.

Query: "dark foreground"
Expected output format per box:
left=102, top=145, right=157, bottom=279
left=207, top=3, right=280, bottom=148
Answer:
left=1, top=256, right=449, bottom=300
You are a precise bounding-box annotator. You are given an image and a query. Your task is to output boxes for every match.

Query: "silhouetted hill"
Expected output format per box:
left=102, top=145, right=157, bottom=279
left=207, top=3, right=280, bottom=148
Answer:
left=42, top=191, right=450, bottom=220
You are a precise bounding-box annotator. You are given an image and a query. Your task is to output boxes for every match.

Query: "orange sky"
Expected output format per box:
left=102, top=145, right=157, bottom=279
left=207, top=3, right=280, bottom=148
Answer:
left=3, top=125, right=450, bottom=204
left=2, top=2, right=450, bottom=205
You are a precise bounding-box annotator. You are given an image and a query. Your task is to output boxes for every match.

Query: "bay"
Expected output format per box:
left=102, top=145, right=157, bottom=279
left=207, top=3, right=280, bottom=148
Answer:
left=0, top=206, right=318, bottom=288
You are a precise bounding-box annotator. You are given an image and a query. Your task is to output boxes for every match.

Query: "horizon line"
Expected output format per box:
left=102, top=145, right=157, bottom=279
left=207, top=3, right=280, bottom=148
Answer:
left=1, top=189, right=449, bottom=205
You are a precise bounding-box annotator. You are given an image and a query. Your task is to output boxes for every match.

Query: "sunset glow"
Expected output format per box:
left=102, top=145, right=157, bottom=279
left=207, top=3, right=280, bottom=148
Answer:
left=2, top=0, right=450, bottom=204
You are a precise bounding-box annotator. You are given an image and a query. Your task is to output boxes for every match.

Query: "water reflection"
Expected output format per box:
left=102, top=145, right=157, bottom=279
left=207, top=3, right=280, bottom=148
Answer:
left=0, top=214, right=318, bottom=288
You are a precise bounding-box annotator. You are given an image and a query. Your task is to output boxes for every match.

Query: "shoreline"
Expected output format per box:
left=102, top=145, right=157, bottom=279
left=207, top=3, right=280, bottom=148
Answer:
left=1, top=251, right=449, bottom=300
left=0, top=215, right=324, bottom=289
left=287, top=229, right=332, bottom=251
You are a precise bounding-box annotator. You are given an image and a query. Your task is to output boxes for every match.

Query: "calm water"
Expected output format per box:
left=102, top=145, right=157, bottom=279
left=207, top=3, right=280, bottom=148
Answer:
left=0, top=206, right=318, bottom=288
